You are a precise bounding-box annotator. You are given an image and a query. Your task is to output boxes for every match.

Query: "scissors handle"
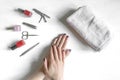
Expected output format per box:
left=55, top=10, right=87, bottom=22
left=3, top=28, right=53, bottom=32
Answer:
left=22, top=31, right=29, bottom=40
left=22, top=35, right=28, bottom=40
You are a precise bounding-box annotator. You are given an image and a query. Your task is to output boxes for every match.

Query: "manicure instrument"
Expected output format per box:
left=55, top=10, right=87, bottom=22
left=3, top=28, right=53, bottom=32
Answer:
left=17, top=8, right=32, bottom=17
left=20, top=42, right=39, bottom=57
left=23, top=22, right=37, bottom=29
left=33, top=8, right=50, bottom=23
left=21, top=31, right=38, bottom=40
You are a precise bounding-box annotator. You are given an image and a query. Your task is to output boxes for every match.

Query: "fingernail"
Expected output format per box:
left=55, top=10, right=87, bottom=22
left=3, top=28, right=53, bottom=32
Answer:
left=62, top=49, right=65, bottom=52
left=68, top=49, right=71, bottom=52
left=66, top=36, right=69, bottom=38
left=43, top=58, right=45, bottom=61
left=52, top=45, right=56, bottom=48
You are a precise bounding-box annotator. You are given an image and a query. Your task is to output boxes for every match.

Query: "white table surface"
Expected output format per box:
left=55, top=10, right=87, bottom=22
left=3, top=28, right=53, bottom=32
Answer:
left=0, top=0, right=120, bottom=80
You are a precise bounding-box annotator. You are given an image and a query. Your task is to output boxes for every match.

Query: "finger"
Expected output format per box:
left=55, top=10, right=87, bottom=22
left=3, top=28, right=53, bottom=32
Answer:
left=52, top=37, right=58, bottom=45
left=56, top=34, right=64, bottom=46
left=57, top=47, right=62, bottom=61
left=62, top=50, right=65, bottom=62
left=62, top=36, right=69, bottom=49
left=62, top=49, right=71, bottom=62
left=48, top=37, right=58, bottom=62
left=58, top=34, right=67, bottom=48
left=50, top=45, right=54, bottom=61
left=64, top=49, right=71, bottom=58
left=43, top=58, right=48, bottom=74
left=52, top=45, right=59, bottom=61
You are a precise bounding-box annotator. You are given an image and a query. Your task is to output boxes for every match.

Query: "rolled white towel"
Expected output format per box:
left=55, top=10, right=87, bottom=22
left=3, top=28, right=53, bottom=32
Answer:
left=66, top=6, right=110, bottom=51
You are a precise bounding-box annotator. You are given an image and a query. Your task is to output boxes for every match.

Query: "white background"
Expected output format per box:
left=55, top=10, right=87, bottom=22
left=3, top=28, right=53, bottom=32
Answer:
left=0, top=0, right=120, bottom=80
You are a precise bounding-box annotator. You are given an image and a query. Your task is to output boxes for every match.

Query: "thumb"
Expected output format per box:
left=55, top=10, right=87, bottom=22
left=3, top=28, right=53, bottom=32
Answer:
left=65, top=49, right=71, bottom=58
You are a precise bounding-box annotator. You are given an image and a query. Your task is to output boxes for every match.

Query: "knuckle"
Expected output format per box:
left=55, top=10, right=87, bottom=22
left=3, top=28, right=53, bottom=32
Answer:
left=52, top=44, right=56, bottom=48
left=57, top=46, right=61, bottom=49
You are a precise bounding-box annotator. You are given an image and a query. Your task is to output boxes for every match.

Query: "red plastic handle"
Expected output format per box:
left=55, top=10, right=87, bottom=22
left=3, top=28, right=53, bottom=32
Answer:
left=16, top=40, right=25, bottom=48
left=24, top=10, right=32, bottom=17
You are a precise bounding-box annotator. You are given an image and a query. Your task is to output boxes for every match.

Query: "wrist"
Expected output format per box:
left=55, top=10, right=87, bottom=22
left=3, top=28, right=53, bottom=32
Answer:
left=51, top=76, right=63, bottom=80
left=29, top=71, right=45, bottom=80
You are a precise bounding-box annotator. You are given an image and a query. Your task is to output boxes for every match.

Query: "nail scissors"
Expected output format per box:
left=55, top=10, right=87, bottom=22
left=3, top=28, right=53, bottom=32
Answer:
left=21, top=31, right=38, bottom=40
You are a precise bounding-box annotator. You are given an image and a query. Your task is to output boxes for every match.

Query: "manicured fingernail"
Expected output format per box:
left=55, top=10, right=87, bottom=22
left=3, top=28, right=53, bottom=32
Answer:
left=66, top=36, right=69, bottom=38
left=52, top=45, right=54, bottom=47
left=43, top=58, right=45, bottom=61
left=68, top=49, right=71, bottom=52
left=62, top=49, right=65, bottom=52
left=52, top=44, right=55, bottom=48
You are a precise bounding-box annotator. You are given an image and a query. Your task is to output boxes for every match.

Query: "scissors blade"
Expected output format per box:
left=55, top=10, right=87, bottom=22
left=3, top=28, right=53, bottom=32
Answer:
left=42, top=15, right=47, bottom=22
left=39, top=16, right=43, bottom=23
left=28, top=35, right=39, bottom=36
left=33, top=8, right=50, bottom=18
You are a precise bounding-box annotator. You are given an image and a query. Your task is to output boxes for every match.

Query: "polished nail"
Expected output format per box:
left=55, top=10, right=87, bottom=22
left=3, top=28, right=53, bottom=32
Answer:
left=66, top=36, right=69, bottom=38
left=68, top=49, right=71, bottom=52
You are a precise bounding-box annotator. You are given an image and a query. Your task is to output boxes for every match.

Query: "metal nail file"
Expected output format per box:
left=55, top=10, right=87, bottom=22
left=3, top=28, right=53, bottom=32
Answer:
left=20, top=42, right=39, bottom=57
left=22, top=22, right=37, bottom=29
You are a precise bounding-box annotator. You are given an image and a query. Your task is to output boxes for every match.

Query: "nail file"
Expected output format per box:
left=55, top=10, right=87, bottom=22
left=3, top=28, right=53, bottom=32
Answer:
left=22, top=22, right=37, bottom=29
left=20, top=42, right=39, bottom=57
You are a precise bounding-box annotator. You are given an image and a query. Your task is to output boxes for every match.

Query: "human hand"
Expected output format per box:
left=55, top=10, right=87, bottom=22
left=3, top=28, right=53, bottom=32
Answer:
left=43, top=34, right=71, bottom=80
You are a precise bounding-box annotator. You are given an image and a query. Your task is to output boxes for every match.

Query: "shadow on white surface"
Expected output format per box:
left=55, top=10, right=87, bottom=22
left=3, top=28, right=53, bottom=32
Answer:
left=17, top=45, right=49, bottom=80
left=7, top=40, right=19, bottom=50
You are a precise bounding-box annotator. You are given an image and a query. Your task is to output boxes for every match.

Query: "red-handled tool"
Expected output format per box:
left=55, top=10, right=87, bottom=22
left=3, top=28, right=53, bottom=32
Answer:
left=10, top=40, right=25, bottom=50
left=17, top=8, right=32, bottom=17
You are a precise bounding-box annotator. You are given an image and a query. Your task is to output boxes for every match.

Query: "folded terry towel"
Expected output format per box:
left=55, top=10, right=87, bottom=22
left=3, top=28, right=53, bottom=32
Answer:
left=66, top=6, right=110, bottom=51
